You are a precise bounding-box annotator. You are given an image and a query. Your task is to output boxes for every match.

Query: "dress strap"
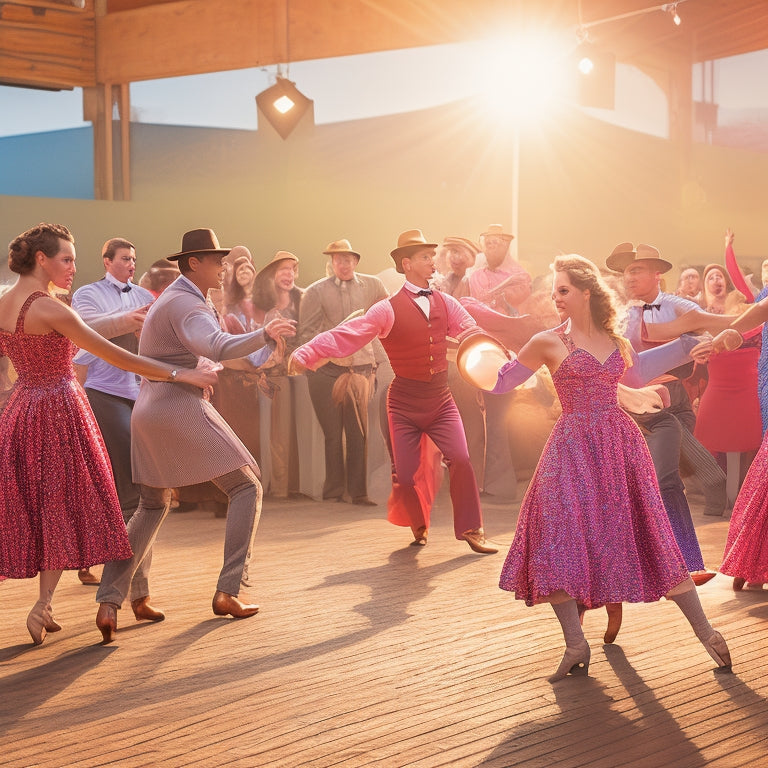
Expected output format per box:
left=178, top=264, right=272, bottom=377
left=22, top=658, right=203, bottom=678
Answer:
left=555, top=328, right=577, bottom=353
left=15, top=291, right=51, bottom=334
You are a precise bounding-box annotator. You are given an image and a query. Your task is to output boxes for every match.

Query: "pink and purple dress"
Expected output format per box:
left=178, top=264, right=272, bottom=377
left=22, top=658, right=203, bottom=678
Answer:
left=0, top=292, right=132, bottom=578
left=499, top=333, right=689, bottom=608
left=720, top=432, right=768, bottom=583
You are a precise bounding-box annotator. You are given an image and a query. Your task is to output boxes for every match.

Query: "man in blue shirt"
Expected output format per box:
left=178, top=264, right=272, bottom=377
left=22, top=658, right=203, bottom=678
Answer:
left=72, top=237, right=163, bottom=622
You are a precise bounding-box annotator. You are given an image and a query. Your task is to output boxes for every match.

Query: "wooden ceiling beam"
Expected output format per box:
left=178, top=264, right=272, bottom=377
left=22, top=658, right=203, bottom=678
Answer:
left=95, top=0, right=524, bottom=84
left=1, top=0, right=87, bottom=13
left=0, top=15, right=95, bottom=88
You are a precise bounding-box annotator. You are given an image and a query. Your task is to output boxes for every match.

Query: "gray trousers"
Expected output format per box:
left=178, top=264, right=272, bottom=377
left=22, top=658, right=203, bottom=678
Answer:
left=666, top=380, right=727, bottom=517
left=97, top=466, right=262, bottom=606
left=86, top=387, right=149, bottom=600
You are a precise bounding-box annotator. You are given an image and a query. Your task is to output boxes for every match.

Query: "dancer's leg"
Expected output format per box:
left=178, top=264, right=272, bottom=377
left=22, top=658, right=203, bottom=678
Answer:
left=548, top=591, right=590, bottom=682
left=27, top=569, right=63, bottom=644
left=666, top=579, right=731, bottom=668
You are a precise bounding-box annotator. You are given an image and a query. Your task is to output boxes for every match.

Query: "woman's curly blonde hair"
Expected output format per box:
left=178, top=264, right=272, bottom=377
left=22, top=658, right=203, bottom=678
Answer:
left=552, top=254, right=633, bottom=366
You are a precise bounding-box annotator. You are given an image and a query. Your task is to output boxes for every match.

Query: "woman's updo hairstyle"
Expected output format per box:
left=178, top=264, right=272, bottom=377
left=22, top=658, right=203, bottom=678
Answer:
left=552, top=254, right=633, bottom=366
left=8, top=223, right=74, bottom=275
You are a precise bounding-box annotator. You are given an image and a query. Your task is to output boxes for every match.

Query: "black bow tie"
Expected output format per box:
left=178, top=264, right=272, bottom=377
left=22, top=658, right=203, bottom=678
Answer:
left=121, top=284, right=132, bottom=293
left=417, top=289, right=432, bottom=297
left=642, top=303, right=660, bottom=311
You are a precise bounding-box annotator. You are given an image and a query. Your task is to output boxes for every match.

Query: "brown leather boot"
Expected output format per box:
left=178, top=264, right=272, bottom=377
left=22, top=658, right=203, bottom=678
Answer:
left=212, top=590, right=259, bottom=618
left=131, top=596, right=165, bottom=622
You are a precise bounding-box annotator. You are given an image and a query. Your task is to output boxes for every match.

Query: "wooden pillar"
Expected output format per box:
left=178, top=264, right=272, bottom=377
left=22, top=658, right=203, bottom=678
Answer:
left=118, top=82, right=131, bottom=201
left=83, top=83, right=113, bottom=200
left=82, top=81, right=131, bottom=201
left=668, top=50, right=693, bottom=186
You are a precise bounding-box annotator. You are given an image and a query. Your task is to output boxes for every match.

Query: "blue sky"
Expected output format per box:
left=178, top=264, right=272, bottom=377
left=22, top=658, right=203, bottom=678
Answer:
left=1, top=40, right=766, bottom=139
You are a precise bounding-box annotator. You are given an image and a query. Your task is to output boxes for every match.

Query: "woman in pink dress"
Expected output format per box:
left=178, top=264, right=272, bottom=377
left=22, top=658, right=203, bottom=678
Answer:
left=491, top=254, right=730, bottom=681
left=712, top=300, right=768, bottom=591
left=0, top=223, right=216, bottom=645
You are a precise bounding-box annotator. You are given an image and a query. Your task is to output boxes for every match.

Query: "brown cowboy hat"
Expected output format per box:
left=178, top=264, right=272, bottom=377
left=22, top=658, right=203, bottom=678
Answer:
left=255, top=250, right=299, bottom=282
left=169, top=228, right=231, bottom=261
left=390, top=229, right=438, bottom=273
left=481, top=224, right=514, bottom=241
left=606, top=242, right=672, bottom=274
left=442, top=236, right=481, bottom=265
left=232, top=255, right=256, bottom=276
left=702, top=263, right=735, bottom=292
left=323, top=238, right=360, bottom=260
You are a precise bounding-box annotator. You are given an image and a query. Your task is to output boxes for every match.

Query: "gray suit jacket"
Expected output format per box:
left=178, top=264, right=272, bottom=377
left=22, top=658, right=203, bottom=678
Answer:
left=131, top=276, right=268, bottom=488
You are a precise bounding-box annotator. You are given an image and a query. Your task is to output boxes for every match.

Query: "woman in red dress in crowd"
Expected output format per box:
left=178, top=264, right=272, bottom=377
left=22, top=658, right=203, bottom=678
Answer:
left=0, top=223, right=215, bottom=645
left=694, top=258, right=761, bottom=487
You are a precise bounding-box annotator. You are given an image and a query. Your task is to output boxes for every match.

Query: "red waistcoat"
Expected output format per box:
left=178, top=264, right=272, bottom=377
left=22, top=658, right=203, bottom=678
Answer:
left=381, top=289, right=449, bottom=381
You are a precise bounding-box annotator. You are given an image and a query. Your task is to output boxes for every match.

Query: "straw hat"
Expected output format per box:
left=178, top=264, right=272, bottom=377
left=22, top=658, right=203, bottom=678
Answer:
left=606, top=242, right=672, bottom=274
left=323, top=238, right=360, bottom=260
left=442, top=236, right=481, bottom=266
left=455, top=332, right=511, bottom=391
left=390, top=229, right=438, bottom=273
left=255, top=250, right=299, bottom=282
left=480, top=225, right=514, bottom=242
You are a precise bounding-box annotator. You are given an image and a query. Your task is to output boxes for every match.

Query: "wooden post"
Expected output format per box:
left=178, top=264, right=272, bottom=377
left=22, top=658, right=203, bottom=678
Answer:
left=118, top=82, right=131, bottom=201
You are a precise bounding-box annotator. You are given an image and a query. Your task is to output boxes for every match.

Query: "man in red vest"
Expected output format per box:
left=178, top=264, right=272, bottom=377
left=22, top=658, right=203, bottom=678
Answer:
left=290, top=230, right=497, bottom=554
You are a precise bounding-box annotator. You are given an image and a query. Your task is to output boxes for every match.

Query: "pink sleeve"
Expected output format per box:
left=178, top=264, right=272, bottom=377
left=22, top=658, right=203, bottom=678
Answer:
left=443, top=292, right=479, bottom=337
left=292, top=299, right=393, bottom=370
left=725, top=242, right=755, bottom=303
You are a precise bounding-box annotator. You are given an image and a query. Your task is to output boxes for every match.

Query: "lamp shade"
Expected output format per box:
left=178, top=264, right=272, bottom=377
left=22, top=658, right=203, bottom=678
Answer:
left=456, top=333, right=510, bottom=391
left=256, top=76, right=313, bottom=139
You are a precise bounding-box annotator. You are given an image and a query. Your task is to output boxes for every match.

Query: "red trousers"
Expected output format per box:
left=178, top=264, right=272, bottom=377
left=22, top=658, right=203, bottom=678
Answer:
left=386, top=373, right=483, bottom=538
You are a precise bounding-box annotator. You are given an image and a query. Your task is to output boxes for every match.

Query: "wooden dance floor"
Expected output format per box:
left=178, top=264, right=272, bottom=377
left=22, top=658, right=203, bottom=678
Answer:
left=2, top=485, right=767, bottom=767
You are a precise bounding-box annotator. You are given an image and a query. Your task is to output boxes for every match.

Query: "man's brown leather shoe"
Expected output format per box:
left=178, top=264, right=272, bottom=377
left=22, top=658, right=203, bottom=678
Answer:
left=212, top=590, right=259, bottom=618
left=131, top=596, right=165, bottom=622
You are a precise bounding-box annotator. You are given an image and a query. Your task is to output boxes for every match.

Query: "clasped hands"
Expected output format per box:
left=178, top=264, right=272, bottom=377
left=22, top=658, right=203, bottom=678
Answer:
left=688, top=328, right=744, bottom=360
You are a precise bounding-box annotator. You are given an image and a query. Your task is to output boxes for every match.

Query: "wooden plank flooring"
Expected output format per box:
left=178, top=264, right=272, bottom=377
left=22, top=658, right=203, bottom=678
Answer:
left=2, top=486, right=768, bottom=768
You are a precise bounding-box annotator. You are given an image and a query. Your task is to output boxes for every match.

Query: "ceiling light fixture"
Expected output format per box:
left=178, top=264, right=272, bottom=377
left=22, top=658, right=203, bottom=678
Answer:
left=254, top=0, right=313, bottom=139
left=577, top=0, right=688, bottom=32
left=662, top=3, right=682, bottom=25
left=255, top=74, right=313, bottom=139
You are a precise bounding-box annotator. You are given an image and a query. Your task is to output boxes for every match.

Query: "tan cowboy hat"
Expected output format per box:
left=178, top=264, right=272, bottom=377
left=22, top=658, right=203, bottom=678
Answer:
left=455, top=332, right=511, bottom=391
left=442, top=236, right=481, bottom=266
left=323, top=238, right=360, bottom=260
left=390, top=229, right=438, bottom=273
left=255, top=250, right=299, bottom=282
left=481, top=224, right=514, bottom=241
left=606, top=242, right=672, bottom=274
left=169, top=228, right=231, bottom=261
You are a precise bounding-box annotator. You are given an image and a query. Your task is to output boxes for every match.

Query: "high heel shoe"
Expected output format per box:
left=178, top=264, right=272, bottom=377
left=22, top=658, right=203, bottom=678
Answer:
left=703, top=630, right=732, bottom=670
left=548, top=640, right=591, bottom=682
left=96, top=602, right=119, bottom=644
left=733, top=577, right=745, bottom=591
left=462, top=528, right=499, bottom=554
left=604, top=603, right=623, bottom=644
left=26, top=601, right=51, bottom=645
left=45, top=605, right=63, bottom=633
